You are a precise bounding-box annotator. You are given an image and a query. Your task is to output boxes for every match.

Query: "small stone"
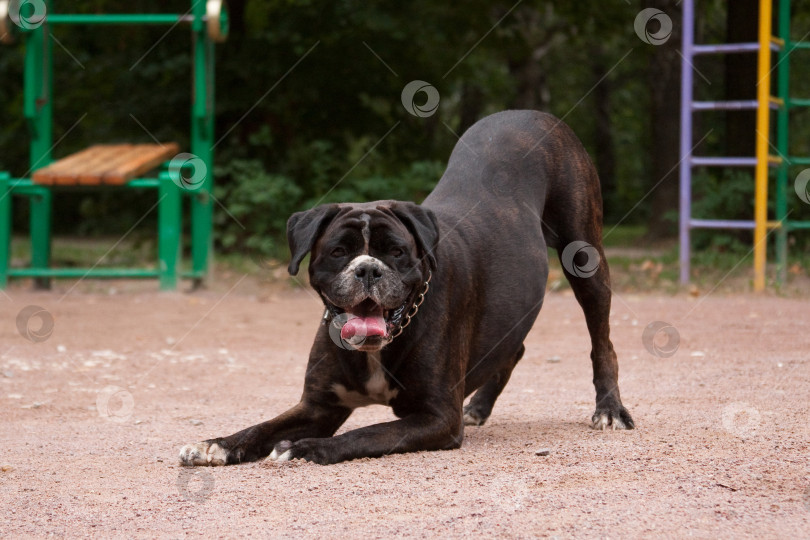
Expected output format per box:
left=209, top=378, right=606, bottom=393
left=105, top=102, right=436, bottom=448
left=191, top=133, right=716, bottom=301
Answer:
left=165, top=337, right=176, bottom=345
left=690, top=351, right=706, bottom=358
left=2, top=371, right=13, bottom=378
left=56, top=345, right=67, bottom=353
left=547, top=356, right=562, bottom=364
left=535, top=448, right=551, bottom=456
left=190, top=419, right=203, bottom=426
left=1, top=464, right=12, bottom=472
left=22, top=401, right=44, bottom=409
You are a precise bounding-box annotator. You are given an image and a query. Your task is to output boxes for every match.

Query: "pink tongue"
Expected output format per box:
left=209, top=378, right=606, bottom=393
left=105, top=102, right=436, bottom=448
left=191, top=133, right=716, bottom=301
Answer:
left=341, top=315, right=387, bottom=340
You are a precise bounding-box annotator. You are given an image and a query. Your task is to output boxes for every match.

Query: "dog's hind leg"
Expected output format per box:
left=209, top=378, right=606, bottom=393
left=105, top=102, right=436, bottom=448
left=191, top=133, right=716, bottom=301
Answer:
left=555, top=234, right=634, bottom=430
left=463, top=345, right=525, bottom=426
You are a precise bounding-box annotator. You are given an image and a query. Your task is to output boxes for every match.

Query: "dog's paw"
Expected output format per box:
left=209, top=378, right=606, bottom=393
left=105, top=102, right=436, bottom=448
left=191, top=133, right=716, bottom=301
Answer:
left=462, top=407, right=487, bottom=426
left=267, top=440, right=294, bottom=462
left=179, top=440, right=229, bottom=466
left=591, top=405, right=635, bottom=431
left=265, top=439, right=333, bottom=465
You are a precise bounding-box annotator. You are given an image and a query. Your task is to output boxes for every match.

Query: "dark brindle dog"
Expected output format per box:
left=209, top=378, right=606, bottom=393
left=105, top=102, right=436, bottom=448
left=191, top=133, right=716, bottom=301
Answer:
left=179, top=110, right=634, bottom=466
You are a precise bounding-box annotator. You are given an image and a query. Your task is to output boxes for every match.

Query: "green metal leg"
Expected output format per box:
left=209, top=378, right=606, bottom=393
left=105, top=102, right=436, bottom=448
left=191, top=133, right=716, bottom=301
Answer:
left=189, top=11, right=216, bottom=286
left=158, top=172, right=182, bottom=290
left=191, top=190, right=212, bottom=286
left=0, top=173, right=10, bottom=289
left=30, top=187, right=51, bottom=290
left=775, top=0, right=791, bottom=285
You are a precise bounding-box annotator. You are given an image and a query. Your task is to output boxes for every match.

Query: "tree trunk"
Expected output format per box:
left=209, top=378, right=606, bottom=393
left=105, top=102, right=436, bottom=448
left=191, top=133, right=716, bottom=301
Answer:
left=725, top=0, right=758, bottom=158
left=590, top=45, right=618, bottom=222
left=458, top=84, right=484, bottom=135
left=647, top=0, right=683, bottom=239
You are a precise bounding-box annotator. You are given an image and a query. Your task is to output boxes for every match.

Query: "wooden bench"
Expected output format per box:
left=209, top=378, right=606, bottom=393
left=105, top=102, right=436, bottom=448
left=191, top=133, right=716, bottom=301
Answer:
left=32, top=143, right=180, bottom=185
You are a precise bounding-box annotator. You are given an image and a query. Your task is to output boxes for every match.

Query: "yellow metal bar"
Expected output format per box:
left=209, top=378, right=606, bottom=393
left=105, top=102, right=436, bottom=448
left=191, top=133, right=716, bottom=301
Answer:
left=767, top=154, right=783, bottom=165
left=770, top=36, right=785, bottom=48
left=754, top=0, right=773, bottom=292
left=769, top=95, right=785, bottom=107
left=767, top=220, right=782, bottom=229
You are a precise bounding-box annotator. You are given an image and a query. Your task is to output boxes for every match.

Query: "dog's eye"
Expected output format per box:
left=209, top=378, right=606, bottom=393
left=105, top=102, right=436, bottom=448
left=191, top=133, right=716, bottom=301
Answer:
left=390, top=247, right=404, bottom=258
left=331, top=247, right=347, bottom=258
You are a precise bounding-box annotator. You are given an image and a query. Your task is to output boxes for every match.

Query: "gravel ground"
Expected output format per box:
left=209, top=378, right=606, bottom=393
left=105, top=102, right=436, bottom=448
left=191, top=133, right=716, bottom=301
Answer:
left=1, top=280, right=808, bottom=538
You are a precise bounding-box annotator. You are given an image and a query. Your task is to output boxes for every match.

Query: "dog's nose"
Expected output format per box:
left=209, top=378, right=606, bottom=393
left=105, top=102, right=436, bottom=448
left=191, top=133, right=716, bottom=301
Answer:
left=354, top=263, right=383, bottom=287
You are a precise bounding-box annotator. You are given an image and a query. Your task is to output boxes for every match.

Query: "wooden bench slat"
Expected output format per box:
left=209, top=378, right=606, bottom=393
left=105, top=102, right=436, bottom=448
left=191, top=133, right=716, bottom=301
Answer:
left=102, top=143, right=179, bottom=185
left=32, top=145, right=113, bottom=185
left=76, top=146, right=147, bottom=185
left=55, top=145, right=133, bottom=185
left=31, top=143, right=180, bottom=186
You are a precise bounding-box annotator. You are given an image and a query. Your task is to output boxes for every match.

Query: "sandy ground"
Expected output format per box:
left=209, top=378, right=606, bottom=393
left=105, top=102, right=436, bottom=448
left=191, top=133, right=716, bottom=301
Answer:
left=1, top=277, right=809, bottom=539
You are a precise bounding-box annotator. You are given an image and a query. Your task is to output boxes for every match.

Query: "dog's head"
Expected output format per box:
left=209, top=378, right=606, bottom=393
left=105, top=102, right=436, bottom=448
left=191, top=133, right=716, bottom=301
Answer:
left=287, top=201, right=439, bottom=352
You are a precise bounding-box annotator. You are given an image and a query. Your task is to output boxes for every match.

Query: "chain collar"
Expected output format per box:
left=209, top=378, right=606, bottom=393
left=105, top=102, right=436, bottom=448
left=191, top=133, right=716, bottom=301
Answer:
left=388, top=270, right=431, bottom=340
left=321, top=270, right=432, bottom=342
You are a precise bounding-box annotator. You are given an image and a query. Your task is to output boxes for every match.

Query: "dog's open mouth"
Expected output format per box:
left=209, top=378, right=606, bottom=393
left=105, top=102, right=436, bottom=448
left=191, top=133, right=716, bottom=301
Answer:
left=328, top=298, right=407, bottom=346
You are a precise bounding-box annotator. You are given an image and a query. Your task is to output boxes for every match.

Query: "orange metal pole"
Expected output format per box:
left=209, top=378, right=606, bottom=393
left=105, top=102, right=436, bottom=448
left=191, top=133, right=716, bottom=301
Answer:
left=753, top=0, right=773, bottom=291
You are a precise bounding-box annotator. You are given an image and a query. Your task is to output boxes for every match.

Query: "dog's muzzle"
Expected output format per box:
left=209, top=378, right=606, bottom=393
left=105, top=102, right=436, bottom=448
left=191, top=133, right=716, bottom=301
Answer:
left=322, top=271, right=432, bottom=347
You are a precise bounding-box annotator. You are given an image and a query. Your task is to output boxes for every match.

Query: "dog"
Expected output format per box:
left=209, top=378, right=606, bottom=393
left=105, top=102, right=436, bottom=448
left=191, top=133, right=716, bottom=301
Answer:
left=179, top=110, right=634, bottom=466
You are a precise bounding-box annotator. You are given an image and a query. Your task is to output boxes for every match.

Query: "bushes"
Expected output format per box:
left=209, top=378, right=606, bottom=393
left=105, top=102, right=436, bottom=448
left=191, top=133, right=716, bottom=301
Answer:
left=213, top=157, right=444, bottom=261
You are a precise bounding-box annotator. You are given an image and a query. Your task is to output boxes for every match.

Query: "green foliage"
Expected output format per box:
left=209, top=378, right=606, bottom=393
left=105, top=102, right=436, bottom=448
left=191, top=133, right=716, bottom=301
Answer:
left=214, top=157, right=443, bottom=260
left=691, top=170, right=753, bottom=252
left=214, top=159, right=303, bottom=258
left=3, top=0, right=810, bottom=260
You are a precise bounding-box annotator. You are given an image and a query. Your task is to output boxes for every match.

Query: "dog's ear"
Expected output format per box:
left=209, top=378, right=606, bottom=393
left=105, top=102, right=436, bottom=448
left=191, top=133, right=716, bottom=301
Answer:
left=389, top=202, right=440, bottom=272
left=287, top=204, right=341, bottom=275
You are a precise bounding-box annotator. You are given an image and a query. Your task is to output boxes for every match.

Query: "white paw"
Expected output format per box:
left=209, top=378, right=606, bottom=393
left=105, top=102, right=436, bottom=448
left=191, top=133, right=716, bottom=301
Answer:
left=463, top=410, right=486, bottom=426
left=591, top=413, right=627, bottom=431
left=267, top=447, right=292, bottom=462
left=178, top=441, right=228, bottom=466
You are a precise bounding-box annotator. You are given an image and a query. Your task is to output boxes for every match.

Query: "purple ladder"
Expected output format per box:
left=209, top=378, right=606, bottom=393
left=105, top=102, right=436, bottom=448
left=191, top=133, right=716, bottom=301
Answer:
left=678, top=0, right=769, bottom=283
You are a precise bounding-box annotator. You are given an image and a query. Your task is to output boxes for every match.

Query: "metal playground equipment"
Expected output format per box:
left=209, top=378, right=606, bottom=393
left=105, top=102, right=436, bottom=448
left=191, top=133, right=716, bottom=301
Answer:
left=0, top=1, right=229, bottom=290
left=680, top=0, right=810, bottom=291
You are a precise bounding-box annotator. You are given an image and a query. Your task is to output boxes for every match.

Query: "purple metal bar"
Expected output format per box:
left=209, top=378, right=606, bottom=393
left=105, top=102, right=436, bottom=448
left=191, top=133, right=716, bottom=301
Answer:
left=690, top=219, right=756, bottom=229
left=679, top=0, right=695, bottom=283
left=693, top=42, right=780, bottom=54
left=691, top=156, right=758, bottom=167
left=692, top=99, right=779, bottom=110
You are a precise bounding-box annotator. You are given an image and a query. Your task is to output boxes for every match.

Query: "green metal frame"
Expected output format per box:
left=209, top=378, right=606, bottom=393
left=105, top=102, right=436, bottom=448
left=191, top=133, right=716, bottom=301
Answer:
left=0, top=1, right=226, bottom=290
left=775, top=0, right=810, bottom=283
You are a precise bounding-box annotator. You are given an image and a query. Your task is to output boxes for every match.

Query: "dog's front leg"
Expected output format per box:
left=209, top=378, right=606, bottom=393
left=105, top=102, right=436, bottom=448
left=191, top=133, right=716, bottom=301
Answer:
left=179, top=401, right=350, bottom=466
left=268, top=408, right=463, bottom=465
